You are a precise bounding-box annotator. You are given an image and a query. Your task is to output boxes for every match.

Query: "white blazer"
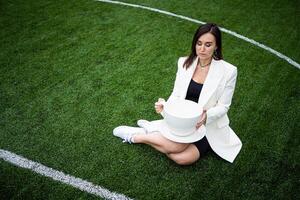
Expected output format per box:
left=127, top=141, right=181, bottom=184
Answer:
left=167, top=56, right=242, bottom=163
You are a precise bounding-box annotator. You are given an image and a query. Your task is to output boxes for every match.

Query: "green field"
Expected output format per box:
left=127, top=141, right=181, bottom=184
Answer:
left=1, top=0, right=299, bottom=199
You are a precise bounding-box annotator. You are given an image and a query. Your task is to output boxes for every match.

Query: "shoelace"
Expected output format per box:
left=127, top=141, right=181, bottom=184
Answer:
left=122, top=135, right=132, bottom=144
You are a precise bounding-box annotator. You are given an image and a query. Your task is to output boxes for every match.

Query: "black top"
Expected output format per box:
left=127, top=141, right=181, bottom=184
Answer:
left=185, top=79, right=203, bottom=103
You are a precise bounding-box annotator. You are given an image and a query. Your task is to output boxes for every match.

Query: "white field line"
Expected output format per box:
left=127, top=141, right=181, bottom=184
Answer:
left=0, top=149, right=133, bottom=200
left=96, top=0, right=300, bottom=69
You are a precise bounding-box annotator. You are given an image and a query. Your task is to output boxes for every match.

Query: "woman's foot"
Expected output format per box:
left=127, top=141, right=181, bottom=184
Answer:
left=113, top=126, right=146, bottom=143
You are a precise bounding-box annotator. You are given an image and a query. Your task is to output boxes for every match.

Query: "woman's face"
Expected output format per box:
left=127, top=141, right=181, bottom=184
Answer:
left=195, top=32, right=217, bottom=60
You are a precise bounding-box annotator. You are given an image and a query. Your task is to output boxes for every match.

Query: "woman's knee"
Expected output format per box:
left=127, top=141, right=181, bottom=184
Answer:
left=174, top=158, right=193, bottom=166
left=170, top=154, right=198, bottom=165
left=167, top=145, right=200, bottom=165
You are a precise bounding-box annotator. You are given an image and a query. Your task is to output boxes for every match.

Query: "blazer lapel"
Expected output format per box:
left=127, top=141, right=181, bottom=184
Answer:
left=198, top=59, right=224, bottom=107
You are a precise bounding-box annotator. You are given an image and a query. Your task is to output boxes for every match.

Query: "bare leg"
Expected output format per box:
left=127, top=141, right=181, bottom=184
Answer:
left=134, top=132, right=200, bottom=165
left=167, top=144, right=200, bottom=165
left=133, top=132, right=189, bottom=154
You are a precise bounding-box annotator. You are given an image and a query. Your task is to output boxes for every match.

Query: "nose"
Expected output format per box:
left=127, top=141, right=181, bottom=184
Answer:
left=200, top=45, right=205, bottom=52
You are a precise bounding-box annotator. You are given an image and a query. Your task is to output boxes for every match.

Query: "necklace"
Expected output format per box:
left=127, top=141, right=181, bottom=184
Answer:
left=199, top=61, right=211, bottom=68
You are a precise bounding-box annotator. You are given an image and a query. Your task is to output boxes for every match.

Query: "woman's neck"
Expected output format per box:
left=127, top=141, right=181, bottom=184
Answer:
left=198, top=57, right=212, bottom=67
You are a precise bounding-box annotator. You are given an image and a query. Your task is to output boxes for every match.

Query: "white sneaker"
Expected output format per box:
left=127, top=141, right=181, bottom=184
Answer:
left=137, top=119, right=157, bottom=133
left=113, top=126, right=146, bottom=143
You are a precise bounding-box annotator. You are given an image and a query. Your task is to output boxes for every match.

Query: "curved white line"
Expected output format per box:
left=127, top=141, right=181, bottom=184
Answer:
left=96, top=0, right=300, bottom=69
left=0, top=149, right=133, bottom=200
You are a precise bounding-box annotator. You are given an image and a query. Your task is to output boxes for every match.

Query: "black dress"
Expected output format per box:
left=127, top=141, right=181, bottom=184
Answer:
left=185, top=79, right=212, bottom=156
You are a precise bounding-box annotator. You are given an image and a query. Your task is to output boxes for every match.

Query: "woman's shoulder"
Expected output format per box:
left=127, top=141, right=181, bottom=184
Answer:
left=176, top=56, right=189, bottom=69
left=178, top=56, right=188, bottom=64
left=217, top=59, right=237, bottom=73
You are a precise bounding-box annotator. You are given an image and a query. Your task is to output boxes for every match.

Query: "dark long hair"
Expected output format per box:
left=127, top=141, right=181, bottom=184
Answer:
left=183, top=23, right=223, bottom=69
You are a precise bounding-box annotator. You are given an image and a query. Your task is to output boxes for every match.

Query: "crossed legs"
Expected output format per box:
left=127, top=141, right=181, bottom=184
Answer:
left=133, top=132, right=200, bottom=165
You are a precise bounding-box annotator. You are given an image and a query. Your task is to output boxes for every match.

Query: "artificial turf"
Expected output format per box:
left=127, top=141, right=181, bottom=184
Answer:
left=0, top=0, right=299, bottom=199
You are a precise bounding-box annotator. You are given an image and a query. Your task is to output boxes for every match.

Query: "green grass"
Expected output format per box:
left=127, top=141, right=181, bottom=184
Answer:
left=0, top=0, right=299, bottom=199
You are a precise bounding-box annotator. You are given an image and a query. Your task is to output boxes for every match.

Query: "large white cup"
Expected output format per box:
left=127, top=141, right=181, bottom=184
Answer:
left=162, top=99, right=203, bottom=136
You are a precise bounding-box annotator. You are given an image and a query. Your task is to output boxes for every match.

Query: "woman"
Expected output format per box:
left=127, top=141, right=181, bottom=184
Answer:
left=113, top=23, right=242, bottom=165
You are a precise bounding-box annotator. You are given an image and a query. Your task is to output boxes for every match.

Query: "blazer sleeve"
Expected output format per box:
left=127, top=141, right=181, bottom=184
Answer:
left=167, top=57, right=185, bottom=102
left=206, top=67, right=237, bottom=124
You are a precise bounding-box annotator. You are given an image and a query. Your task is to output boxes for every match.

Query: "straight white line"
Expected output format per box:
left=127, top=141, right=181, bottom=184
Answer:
left=96, top=0, right=300, bottom=69
left=0, top=149, right=133, bottom=200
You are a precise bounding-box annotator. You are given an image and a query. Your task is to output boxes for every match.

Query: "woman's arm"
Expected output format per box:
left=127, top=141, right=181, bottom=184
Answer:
left=206, top=67, right=238, bottom=125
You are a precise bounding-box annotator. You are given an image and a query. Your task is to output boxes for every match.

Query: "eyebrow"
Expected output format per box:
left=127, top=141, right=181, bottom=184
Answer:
left=197, top=40, right=213, bottom=43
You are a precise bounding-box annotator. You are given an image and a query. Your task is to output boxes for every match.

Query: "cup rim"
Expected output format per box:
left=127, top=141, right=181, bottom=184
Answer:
left=164, top=99, right=203, bottom=119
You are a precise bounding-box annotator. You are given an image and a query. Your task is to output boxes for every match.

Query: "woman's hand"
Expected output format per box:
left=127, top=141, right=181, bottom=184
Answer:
left=196, top=110, right=207, bottom=129
left=154, top=98, right=165, bottom=114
